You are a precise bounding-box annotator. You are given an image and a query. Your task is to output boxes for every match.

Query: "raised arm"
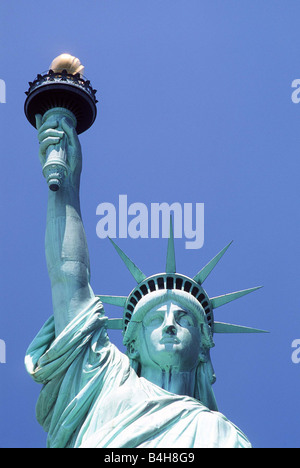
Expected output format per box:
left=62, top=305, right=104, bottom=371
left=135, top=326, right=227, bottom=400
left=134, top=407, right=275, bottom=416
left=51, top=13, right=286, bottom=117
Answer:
left=36, top=114, right=95, bottom=336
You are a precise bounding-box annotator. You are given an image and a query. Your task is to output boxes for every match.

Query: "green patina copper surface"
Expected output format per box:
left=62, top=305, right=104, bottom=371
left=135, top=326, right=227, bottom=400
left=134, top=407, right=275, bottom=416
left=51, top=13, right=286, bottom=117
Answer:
left=25, top=60, right=265, bottom=448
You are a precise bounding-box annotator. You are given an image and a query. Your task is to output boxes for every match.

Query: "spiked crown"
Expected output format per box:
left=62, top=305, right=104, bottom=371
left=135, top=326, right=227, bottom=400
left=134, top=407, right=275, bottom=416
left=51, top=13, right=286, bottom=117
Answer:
left=98, top=220, right=266, bottom=339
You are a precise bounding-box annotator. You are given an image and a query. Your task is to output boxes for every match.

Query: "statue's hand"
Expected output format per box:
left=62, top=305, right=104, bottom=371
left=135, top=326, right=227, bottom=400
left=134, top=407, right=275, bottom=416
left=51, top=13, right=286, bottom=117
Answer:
left=35, top=114, right=82, bottom=186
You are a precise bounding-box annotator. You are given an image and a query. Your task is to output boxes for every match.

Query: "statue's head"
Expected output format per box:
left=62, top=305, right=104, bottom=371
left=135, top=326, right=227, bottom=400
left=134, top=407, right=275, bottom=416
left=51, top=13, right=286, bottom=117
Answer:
left=98, top=219, right=265, bottom=411
left=123, top=289, right=218, bottom=409
left=124, top=289, right=214, bottom=373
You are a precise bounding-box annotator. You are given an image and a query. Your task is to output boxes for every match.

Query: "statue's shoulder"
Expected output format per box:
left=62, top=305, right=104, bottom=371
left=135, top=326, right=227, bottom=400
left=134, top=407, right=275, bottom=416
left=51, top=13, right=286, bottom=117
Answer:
left=204, top=409, right=252, bottom=448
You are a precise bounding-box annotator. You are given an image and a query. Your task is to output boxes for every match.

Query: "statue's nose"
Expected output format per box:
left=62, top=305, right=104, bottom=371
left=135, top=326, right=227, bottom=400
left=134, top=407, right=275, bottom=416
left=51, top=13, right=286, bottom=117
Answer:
left=163, top=324, right=177, bottom=336
left=163, top=317, right=177, bottom=335
left=162, top=311, right=177, bottom=336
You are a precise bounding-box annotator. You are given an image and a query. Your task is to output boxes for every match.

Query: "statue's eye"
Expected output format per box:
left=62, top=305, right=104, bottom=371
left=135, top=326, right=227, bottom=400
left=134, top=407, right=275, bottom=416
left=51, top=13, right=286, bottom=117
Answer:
left=145, top=314, right=164, bottom=327
left=176, top=311, right=194, bottom=326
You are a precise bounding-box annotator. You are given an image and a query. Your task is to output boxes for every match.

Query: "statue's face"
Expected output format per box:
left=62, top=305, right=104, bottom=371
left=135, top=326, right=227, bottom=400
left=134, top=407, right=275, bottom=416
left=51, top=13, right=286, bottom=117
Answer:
left=136, top=300, right=203, bottom=373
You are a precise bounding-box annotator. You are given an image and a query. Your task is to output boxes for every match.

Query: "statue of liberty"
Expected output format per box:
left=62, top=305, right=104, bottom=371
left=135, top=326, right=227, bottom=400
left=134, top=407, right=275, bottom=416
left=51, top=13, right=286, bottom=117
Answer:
left=25, top=55, right=266, bottom=449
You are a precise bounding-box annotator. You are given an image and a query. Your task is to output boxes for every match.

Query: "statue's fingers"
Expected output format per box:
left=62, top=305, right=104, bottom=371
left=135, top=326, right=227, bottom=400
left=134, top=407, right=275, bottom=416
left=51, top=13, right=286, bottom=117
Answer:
left=38, top=128, right=64, bottom=143
left=39, top=136, right=62, bottom=155
left=37, top=118, right=59, bottom=138
left=61, top=118, right=78, bottom=146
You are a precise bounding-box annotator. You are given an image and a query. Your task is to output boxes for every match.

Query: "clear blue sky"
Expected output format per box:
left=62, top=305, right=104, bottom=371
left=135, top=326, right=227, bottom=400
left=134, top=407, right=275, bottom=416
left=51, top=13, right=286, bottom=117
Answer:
left=0, top=0, right=299, bottom=448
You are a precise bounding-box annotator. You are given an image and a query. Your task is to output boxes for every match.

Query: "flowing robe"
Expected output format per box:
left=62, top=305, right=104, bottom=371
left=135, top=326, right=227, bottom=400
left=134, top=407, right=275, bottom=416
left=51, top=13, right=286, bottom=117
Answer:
left=25, top=298, right=251, bottom=448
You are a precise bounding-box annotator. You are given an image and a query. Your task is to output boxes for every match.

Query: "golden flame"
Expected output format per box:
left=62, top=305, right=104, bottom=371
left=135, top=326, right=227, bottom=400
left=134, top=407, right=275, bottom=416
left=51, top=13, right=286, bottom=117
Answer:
left=49, top=54, right=85, bottom=77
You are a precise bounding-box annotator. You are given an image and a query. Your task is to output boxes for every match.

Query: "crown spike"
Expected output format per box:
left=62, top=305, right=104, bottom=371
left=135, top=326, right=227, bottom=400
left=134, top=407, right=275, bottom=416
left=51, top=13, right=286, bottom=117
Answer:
left=109, top=238, right=147, bottom=283
left=214, top=322, right=268, bottom=334
left=166, top=217, right=176, bottom=273
left=193, top=241, right=233, bottom=285
left=106, top=318, right=123, bottom=330
left=211, top=286, right=262, bottom=309
left=97, top=295, right=127, bottom=307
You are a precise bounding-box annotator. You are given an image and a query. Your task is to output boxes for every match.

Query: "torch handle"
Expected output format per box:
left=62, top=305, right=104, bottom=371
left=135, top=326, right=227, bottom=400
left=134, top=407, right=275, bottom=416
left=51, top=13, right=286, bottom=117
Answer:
left=43, top=137, right=68, bottom=191
left=41, top=108, right=77, bottom=191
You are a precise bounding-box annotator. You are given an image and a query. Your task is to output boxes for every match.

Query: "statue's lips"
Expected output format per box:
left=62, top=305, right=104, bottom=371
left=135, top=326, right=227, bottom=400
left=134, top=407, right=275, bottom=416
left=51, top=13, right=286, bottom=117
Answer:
left=160, top=337, right=180, bottom=345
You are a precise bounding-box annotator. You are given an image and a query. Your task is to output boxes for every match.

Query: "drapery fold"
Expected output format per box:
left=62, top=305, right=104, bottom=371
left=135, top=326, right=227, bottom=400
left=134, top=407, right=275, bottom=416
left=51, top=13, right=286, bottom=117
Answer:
left=25, top=297, right=251, bottom=448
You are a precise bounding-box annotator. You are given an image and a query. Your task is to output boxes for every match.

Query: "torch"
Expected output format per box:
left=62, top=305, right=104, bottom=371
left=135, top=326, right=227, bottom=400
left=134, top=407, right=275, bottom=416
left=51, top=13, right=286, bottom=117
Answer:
left=24, top=54, right=98, bottom=191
